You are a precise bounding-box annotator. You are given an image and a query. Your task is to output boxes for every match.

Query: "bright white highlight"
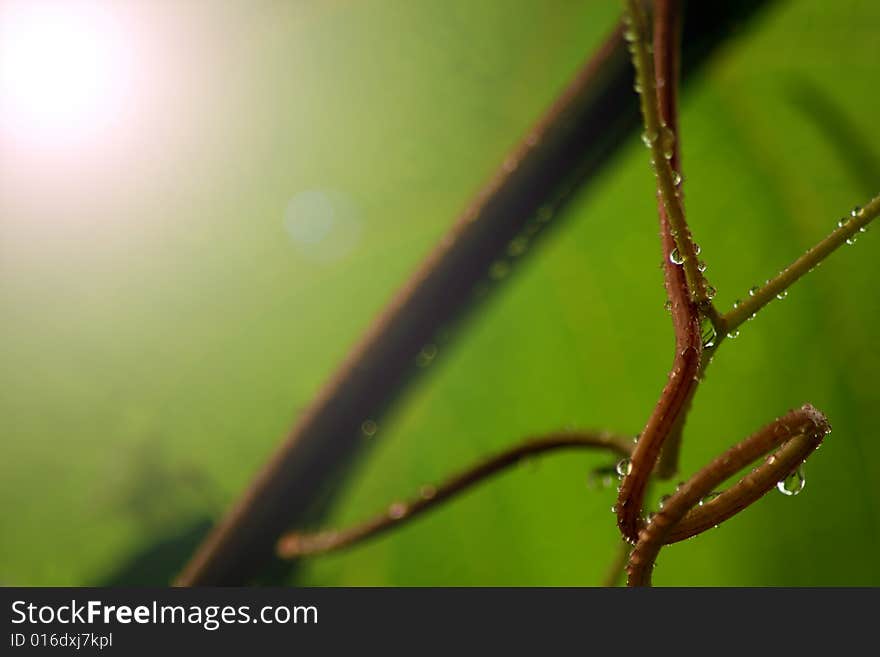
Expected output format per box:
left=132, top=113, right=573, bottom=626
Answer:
left=0, top=1, right=132, bottom=148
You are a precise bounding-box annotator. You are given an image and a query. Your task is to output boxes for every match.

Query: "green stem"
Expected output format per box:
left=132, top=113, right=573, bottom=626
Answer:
left=722, top=193, right=880, bottom=332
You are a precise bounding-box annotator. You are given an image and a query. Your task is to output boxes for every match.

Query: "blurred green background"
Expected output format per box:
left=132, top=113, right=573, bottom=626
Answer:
left=1, top=0, right=878, bottom=586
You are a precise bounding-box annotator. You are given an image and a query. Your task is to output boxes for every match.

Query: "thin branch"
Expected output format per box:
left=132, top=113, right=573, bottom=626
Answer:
left=626, top=404, right=830, bottom=586
left=651, top=0, right=697, bottom=480
left=616, top=0, right=704, bottom=540
left=277, top=432, right=633, bottom=558
left=721, top=193, right=880, bottom=332
left=623, top=0, right=714, bottom=308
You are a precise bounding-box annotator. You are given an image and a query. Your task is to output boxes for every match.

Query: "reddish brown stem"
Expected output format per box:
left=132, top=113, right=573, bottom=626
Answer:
left=277, top=432, right=632, bottom=558
left=616, top=0, right=702, bottom=542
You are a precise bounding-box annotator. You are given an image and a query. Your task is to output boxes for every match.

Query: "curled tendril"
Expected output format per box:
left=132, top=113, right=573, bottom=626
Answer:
left=627, top=405, right=830, bottom=586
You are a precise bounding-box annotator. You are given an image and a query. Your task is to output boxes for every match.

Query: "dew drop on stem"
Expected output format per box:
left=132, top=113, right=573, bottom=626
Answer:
left=777, top=466, right=806, bottom=496
left=701, top=316, right=717, bottom=349
left=670, top=248, right=685, bottom=265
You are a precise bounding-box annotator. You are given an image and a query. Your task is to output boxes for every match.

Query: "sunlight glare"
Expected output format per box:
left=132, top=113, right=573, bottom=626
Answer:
left=0, top=1, right=133, bottom=149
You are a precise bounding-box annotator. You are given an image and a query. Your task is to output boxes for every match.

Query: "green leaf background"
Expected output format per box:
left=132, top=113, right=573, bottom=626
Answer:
left=1, top=0, right=877, bottom=586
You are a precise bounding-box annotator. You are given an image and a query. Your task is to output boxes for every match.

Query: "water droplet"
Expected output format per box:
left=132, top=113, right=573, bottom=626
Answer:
left=776, top=289, right=788, bottom=300
left=641, top=128, right=658, bottom=147
left=616, top=458, right=632, bottom=477
left=670, top=248, right=685, bottom=265
left=697, top=260, right=707, bottom=273
left=837, top=216, right=850, bottom=228
left=846, top=235, right=858, bottom=245
left=726, top=329, right=740, bottom=339
left=611, top=504, right=618, bottom=514
left=698, top=491, right=722, bottom=506
left=361, top=420, right=378, bottom=437
left=701, top=316, right=717, bottom=349
left=777, top=466, right=805, bottom=496
left=646, top=512, right=656, bottom=523
left=749, top=286, right=759, bottom=297
left=705, top=285, right=717, bottom=300
left=664, top=299, right=672, bottom=311
left=489, top=260, right=510, bottom=280
left=388, top=502, right=408, bottom=519
left=658, top=494, right=671, bottom=510
left=859, top=224, right=869, bottom=234
left=851, top=206, right=862, bottom=218
left=671, top=170, right=682, bottom=186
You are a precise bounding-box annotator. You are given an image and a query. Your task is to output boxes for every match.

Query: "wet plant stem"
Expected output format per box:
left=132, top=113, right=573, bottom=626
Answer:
left=277, top=432, right=632, bottom=558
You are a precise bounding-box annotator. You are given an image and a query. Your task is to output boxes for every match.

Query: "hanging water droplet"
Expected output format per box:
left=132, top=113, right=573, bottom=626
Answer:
left=726, top=329, right=740, bottom=339
left=416, top=343, right=438, bottom=368
left=777, top=466, right=805, bottom=496
left=776, top=289, right=788, bottom=300
left=671, top=170, right=682, bottom=186
left=670, top=248, right=685, bottom=265
left=859, top=224, right=869, bottom=234
left=701, top=316, right=717, bottom=349
left=733, top=298, right=742, bottom=309
left=851, top=206, right=862, bottom=218
left=705, top=285, right=717, bottom=300
left=664, top=299, right=672, bottom=311
left=697, top=260, right=707, bottom=273
left=616, top=458, right=632, bottom=477
left=846, top=235, right=858, bottom=245
left=837, top=216, right=850, bottom=228
left=749, top=286, right=759, bottom=297
left=361, top=420, right=378, bottom=437
left=698, top=491, right=722, bottom=506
